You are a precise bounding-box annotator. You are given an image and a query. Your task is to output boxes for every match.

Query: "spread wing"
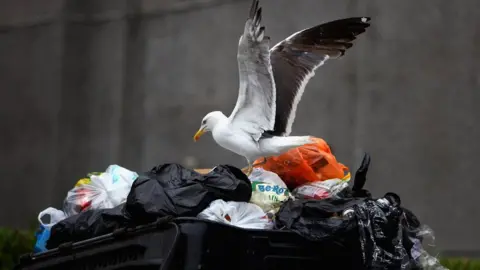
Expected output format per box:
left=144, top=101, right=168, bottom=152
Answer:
left=268, top=17, right=371, bottom=136
left=228, top=0, right=276, bottom=141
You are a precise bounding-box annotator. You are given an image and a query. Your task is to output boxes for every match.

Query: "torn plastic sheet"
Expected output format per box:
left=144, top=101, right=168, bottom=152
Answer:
left=408, top=225, right=448, bottom=270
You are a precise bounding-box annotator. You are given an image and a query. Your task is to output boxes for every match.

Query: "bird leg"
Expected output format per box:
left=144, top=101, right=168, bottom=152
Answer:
left=242, top=157, right=267, bottom=176
left=241, top=159, right=254, bottom=176
left=245, top=162, right=253, bottom=176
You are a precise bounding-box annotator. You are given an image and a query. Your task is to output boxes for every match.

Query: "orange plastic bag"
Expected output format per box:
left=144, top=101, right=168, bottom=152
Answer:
left=254, top=137, right=350, bottom=188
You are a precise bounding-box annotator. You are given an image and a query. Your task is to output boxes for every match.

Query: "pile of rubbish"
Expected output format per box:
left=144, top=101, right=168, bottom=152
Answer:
left=34, top=137, right=445, bottom=269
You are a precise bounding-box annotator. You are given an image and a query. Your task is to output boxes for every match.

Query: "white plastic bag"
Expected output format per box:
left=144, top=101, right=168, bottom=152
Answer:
left=248, top=168, right=290, bottom=213
left=38, top=207, right=67, bottom=229
left=35, top=207, right=67, bottom=253
left=198, top=199, right=273, bottom=230
left=63, top=165, right=138, bottom=216
left=105, top=164, right=138, bottom=184
left=409, top=225, right=448, bottom=270
left=292, top=178, right=349, bottom=200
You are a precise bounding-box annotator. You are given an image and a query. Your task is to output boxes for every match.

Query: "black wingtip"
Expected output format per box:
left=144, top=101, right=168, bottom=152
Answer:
left=361, top=17, right=371, bottom=23
left=345, top=17, right=371, bottom=25
left=272, top=16, right=372, bottom=58
left=355, top=17, right=372, bottom=29
left=359, top=17, right=372, bottom=29
left=254, top=7, right=262, bottom=26
left=249, top=0, right=259, bottom=19
left=332, top=17, right=372, bottom=27
left=311, top=16, right=372, bottom=40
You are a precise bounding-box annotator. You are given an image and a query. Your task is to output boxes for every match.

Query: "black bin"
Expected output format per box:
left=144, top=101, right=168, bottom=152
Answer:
left=15, top=217, right=363, bottom=270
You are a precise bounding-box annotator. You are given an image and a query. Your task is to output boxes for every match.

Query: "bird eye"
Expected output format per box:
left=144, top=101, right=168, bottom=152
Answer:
left=202, top=120, right=206, bottom=125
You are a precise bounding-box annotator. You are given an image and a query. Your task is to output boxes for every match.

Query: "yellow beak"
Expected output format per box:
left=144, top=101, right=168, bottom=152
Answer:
left=193, top=128, right=206, bottom=142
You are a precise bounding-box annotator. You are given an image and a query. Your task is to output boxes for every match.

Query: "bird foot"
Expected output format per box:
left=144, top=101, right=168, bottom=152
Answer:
left=241, top=163, right=254, bottom=176
left=252, top=157, right=267, bottom=167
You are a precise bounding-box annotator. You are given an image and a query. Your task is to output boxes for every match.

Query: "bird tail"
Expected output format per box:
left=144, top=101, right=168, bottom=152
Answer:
left=260, top=136, right=314, bottom=156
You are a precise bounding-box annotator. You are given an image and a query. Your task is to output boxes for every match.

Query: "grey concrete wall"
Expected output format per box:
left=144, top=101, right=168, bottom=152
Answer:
left=0, top=0, right=479, bottom=253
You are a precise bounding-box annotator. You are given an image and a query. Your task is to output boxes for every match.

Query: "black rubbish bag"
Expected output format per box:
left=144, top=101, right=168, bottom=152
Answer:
left=274, top=152, right=372, bottom=242
left=401, top=207, right=422, bottom=254
left=47, top=164, right=251, bottom=249
left=47, top=204, right=128, bottom=249
left=275, top=194, right=416, bottom=270
left=124, top=164, right=252, bottom=223
left=275, top=197, right=366, bottom=241
left=354, top=193, right=413, bottom=269
left=337, top=152, right=372, bottom=199
left=276, top=153, right=422, bottom=270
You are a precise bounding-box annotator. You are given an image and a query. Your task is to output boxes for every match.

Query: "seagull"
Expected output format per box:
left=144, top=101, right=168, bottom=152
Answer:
left=193, top=0, right=370, bottom=176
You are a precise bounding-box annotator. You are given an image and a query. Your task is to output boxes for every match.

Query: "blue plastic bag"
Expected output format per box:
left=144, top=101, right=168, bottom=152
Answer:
left=33, top=225, right=51, bottom=253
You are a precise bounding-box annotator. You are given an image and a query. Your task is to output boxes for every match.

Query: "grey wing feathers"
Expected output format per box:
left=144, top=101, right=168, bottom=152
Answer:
left=268, top=17, right=371, bottom=136
left=229, top=0, right=276, bottom=141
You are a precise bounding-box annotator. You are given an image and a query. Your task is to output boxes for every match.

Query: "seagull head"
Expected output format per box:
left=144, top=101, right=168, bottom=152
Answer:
left=193, top=111, right=226, bottom=141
